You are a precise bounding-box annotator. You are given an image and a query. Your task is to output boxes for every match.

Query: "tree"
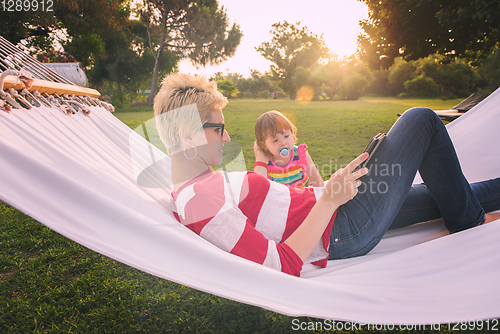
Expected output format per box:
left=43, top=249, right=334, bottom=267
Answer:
left=0, top=0, right=132, bottom=69
left=366, top=55, right=480, bottom=98
left=1, top=1, right=181, bottom=105
left=54, top=0, right=132, bottom=68
left=387, top=58, right=417, bottom=96
left=0, top=8, right=59, bottom=52
left=478, top=48, right=500, bottom=92
left=337, top=57, right=372, bottom=100
left=418, top=56, right=480, bottom=98
left=216, top=79, right=238, bottom=98
left=138, top=0, right=242, bottom=106
left=89, top=21, right=177, bottom=106
left=320, top=58, right=345, bottom=99
left=404, top=76, right=440, bottom=98
left=358, top=0, right=500, bottom=70
left=246, top=70, right=272, bottom=98
left=256, top=21, right=330, bottom=99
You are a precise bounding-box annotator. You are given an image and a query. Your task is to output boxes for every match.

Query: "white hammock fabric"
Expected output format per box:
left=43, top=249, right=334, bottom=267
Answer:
left=1, top=89, right=500, bottom=325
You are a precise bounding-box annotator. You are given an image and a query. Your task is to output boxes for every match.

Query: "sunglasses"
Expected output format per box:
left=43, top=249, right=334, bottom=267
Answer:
left=202, top=122, right=225, bottom=137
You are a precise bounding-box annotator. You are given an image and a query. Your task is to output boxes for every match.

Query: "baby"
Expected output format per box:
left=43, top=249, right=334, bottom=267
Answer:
left=253, top=110, right=323, bottom=187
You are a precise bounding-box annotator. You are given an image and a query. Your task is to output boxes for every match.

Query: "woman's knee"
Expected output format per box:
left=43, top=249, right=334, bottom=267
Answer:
left=399, top=107, right=441, bottom=127
left=403, top=107, right=437, bottom=119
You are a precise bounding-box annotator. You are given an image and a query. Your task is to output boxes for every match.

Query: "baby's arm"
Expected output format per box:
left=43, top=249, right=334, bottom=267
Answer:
left=253, top=141, right=270, bottom=179
left=305, top=152, right=324, bottom=187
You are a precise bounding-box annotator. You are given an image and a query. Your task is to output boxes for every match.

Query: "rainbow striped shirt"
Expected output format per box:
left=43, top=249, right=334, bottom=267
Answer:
left=267, top=144, right=310, bottom=187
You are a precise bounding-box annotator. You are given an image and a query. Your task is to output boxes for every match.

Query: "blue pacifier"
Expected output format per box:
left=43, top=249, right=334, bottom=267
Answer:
left=279, top=147, right=289, bottom=158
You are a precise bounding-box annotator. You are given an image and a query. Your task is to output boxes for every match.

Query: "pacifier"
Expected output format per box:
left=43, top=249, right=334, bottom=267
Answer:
left=279, top=147, right=289, bottom=158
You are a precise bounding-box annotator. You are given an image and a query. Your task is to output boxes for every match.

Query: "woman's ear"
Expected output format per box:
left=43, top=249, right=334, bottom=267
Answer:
left=179, top=129, right=193, bottom=146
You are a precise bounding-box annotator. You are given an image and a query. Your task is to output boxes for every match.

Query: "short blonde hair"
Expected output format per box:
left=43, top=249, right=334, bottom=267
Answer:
left=255, top=110, right=297, bottom=155
left=154, top=73, right=227, bottom=152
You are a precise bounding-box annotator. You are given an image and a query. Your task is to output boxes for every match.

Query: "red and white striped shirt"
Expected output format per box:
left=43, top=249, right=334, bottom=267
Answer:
left=172, top=169, right=336, bottom=276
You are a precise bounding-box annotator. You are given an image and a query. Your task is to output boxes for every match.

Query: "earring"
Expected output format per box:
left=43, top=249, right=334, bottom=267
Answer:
left=184, top=145, right=197, bottom=160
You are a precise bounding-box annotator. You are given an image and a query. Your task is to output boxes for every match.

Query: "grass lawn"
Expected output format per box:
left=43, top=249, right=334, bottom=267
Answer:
left=1, top=97, right=467, bottom=333
left=115, top=97, right=460, bottom=179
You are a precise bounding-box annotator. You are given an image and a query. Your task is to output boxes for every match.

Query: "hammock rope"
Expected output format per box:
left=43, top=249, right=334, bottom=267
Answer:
left=0, top=35, right=75, bottom=85
left=0, top=36, right=113, bottom=114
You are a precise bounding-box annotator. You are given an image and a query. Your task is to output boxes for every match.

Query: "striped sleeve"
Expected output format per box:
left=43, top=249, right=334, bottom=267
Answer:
left=173, top=171, right=305, bottom=276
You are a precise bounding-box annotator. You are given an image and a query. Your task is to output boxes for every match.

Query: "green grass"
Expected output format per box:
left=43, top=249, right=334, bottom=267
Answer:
left=115, top=97, right=461, bottom=179
left=1, top=98, right=468, bottom=333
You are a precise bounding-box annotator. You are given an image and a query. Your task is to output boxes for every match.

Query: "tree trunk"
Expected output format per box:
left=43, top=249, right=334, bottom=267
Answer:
left=147, top=48, right=163, bottom=107
left=146, top=12, right=167, bottom=108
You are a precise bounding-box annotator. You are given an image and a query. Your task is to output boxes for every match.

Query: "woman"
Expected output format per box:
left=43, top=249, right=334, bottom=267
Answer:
left=155, top=73, right=500, bottom=277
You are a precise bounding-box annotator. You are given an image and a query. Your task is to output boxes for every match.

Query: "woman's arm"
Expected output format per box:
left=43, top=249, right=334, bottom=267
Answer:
left=284, top=153, right=369, bottom=261
left=305, top=152, right=324, bottom=187
left=253, top=140, right=270, bottom=179
left=176, top=172, right=305, bottom=276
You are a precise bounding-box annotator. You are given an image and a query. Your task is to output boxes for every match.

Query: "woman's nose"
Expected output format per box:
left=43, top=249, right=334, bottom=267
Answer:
left=222, top=129, right=231, bottom=142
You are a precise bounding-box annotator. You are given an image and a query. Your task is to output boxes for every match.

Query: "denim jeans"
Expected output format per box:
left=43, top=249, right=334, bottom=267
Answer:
left=328, top=107, right=500, bottom=259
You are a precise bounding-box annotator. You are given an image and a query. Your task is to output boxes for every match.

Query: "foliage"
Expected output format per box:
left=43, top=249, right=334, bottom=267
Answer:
left=387, top=59, right=418, bottom=96
left=404, top=76, right=440, bottom=98
left=320, top=60, right=344, bottom=99
left=310, top=56, right=372, bottom=101
left=418, top=57, right=480, bottom=98
left=477, top=48, right=500, bottom=93
left=358, top=0, right=500, bottom=70
left=55, top=0, right=132, bottom=68
left=138, top=0, right=242, bottom=106
left=39, top=49, right=76, bottom=63
left=338, top=72, right=370, bottom=100
left=0, top=7, right=60, bottom=53
left=364, top=70, right=390, bottom=96
left=368, top=55, right=485, bottom=99
left=211, top=70, right=273, bottom=99
left=339, top=58, right=372, bottom=100
left=256, top=21, right=330, bottom=99
left=1, top=0, right=131, bottom=69
left=89, top=20, right=178, bottom=106
left=0, top=0, right=157, bottom=106
left=216, top=79, right=239, bottom=98
left=245, top=70, right=275, bottom=99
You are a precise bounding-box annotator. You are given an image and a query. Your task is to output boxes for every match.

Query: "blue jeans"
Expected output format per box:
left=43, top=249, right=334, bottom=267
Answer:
left=328, top=107, right=500, bottom=259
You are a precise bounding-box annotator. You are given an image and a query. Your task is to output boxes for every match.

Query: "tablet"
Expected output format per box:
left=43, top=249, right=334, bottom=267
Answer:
left=355, top=133, right=386, bottom=170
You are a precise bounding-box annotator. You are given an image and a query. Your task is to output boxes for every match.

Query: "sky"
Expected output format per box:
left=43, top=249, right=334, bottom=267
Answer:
left=178, top=0, right=369, bottom=78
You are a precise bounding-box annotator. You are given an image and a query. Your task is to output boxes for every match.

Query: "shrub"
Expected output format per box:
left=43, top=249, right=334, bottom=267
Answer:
left=404, top=76, right=440, bottom=98
left=339, top=73, right=369, bottom=100
left=258, top=90, right=270, bottom=99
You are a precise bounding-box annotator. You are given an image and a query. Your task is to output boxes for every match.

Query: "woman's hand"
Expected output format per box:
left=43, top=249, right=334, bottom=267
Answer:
left=322, top=153, right=369, bottom=207
left=253, top=140, right=270, bottom=163
left=285, top=153, right=369, bottom=261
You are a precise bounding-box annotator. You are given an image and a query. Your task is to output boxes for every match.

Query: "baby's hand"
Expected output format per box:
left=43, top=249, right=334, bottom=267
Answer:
left=254, top=141, right=270, bottom=162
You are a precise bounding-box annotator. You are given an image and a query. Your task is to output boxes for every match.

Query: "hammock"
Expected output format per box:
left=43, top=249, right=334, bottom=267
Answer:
left=1, top=71, right=500, bottom=324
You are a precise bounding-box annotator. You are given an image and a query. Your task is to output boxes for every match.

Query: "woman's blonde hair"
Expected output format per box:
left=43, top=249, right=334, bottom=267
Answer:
left=255, top=110, right=297, bottom=155
left=154, top=73, right=227, bottom=152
